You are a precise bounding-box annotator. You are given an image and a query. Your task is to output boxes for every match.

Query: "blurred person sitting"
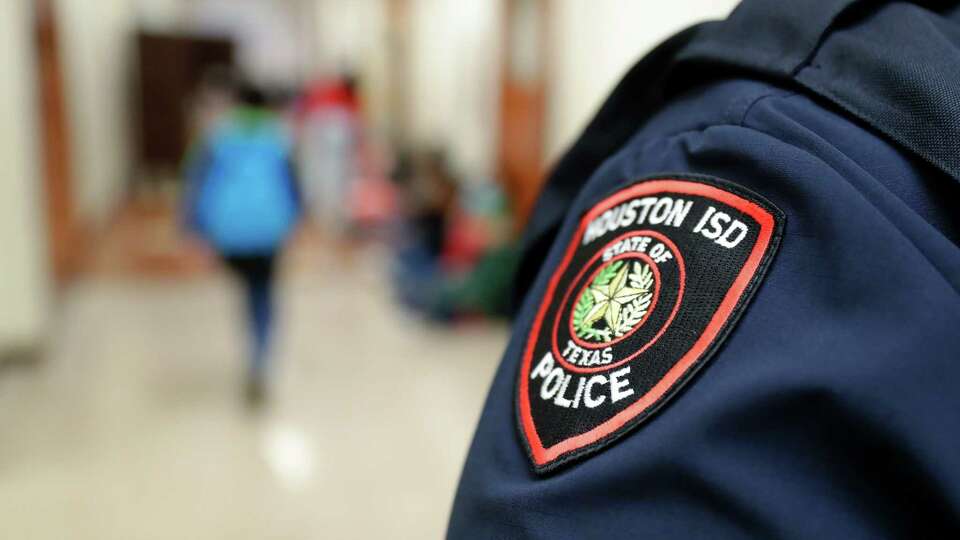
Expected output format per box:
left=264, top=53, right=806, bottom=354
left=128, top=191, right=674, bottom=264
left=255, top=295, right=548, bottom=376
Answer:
left=183, top=83, right=302, bottom=405
left=392, top=149, right=519, bottom=321
left=391, top=149, right=459, bottom=318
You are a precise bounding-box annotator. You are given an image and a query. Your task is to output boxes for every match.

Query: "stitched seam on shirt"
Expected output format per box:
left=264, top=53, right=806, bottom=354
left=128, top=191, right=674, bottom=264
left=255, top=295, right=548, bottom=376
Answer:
left=738, top=91, right=796, bottom=127
left=654, top=90, right=795, bottom=142
left=731, top=121, right=960, bottom=294
left=630, top=101, right=958, bottom=294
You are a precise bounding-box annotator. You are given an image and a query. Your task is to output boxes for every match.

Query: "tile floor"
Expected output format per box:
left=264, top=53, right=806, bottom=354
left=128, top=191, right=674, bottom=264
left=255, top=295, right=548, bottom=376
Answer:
left=0, top=248, right=507, bottom=539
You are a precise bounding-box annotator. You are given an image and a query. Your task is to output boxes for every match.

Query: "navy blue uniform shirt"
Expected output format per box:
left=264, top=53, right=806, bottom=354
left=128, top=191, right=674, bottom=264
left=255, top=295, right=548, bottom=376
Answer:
left=449, top=1, right=960, bottom=538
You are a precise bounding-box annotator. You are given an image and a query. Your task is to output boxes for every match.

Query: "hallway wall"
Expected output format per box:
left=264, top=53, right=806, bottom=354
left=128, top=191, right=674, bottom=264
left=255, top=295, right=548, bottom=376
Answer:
left=47, top=0, right=744, bottom=224
left=546, top=0, right=740, bottom=161
left=55, top=0, right=136, bottom=225
left=407, top=0, right=502, bottom=180
left=0, top=0, right=51, bottom=350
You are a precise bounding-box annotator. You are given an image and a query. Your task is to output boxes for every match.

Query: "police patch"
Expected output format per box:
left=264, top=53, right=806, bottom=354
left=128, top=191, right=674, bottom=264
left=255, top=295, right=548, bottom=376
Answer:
left=517, top=175, right=784, bottom=473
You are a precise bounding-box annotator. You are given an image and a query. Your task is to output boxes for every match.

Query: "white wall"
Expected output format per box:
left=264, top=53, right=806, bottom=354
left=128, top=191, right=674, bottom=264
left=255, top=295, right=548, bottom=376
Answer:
left=310, top=0, right=385, bottom=73
left=299, top=0, right=502, bottom=180
left=0, top=0, right=51, bottom=349
left=56, top=0, right=136, bottom=224
left=310, top=0, right=391, bottom=135
left=188, top=0, right=312, bottom=88
left=407, top=0, right=502, bottom=179
left=400, top=0, right=739, bottom=178
left=546, top=0, right=739, bottom=161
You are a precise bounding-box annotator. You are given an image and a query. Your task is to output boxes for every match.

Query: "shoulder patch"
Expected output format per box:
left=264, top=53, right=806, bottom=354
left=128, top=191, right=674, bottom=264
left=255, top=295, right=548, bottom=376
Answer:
left=517, top=175, right=784, bottom=473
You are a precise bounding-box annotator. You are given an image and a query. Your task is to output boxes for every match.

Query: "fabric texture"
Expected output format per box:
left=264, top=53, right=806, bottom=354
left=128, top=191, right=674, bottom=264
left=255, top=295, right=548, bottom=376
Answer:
left=449, top=1, right=960, bottom=538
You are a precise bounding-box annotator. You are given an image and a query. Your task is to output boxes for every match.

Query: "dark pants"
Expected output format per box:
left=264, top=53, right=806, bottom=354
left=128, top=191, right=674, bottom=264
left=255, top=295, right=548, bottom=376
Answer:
left=223, top=254, right=277, bottom=377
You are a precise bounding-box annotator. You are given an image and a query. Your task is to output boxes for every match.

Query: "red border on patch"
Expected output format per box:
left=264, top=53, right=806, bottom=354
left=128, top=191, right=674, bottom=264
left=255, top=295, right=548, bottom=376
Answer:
left=518, top=179, right=777, bottom=469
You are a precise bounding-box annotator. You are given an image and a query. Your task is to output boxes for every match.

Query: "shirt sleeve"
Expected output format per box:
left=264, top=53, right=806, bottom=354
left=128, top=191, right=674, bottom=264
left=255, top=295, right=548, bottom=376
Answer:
left=448, top=114, right=960, bottom=538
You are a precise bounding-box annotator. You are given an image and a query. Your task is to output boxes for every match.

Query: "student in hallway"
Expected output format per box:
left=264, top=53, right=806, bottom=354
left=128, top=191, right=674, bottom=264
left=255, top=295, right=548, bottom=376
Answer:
left=184, top=83, right=302, bottom=405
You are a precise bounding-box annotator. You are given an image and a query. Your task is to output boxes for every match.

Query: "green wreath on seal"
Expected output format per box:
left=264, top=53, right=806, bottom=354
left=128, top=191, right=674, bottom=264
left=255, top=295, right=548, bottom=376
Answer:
left=573, top=260, right=654, bottom=343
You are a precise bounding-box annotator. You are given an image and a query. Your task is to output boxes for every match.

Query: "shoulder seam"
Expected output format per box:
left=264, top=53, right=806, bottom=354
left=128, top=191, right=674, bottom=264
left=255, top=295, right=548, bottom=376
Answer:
left=723, top=119, right=960, bottom=294
left=649, top=90, right=796, bottom=144
left=738, top=91, right=797, bottom=127
left=631, top=107, right=959, bottom=293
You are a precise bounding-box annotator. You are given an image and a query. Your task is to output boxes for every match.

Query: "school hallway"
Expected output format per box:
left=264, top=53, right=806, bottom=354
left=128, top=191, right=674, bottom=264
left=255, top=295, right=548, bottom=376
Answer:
left=0, top=244, right=507, bottom=539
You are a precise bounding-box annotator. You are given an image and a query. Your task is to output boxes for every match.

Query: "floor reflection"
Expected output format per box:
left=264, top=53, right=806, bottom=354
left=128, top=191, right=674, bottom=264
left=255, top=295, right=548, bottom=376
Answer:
left=0, top=246, right=506, bottom=539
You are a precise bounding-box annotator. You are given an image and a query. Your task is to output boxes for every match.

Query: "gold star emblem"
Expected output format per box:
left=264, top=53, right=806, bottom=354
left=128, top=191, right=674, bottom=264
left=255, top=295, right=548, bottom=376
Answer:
left=582, top=263, right=645, bottom=331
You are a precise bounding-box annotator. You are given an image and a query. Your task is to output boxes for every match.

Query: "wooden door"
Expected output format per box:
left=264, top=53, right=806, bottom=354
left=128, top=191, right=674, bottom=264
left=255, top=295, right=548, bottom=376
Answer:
left=498, top=0, right=549, bottom=229
left=34, top=0, right=77, bottom=283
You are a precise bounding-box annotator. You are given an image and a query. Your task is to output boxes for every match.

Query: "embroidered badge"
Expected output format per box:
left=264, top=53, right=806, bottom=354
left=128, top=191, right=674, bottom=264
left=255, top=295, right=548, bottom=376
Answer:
left=517, top=175, right=784, bottom=473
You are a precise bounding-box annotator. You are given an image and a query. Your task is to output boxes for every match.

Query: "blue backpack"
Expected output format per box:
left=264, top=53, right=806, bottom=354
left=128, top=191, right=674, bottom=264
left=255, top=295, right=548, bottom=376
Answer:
left=191, top=113, right=300, bottom=254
